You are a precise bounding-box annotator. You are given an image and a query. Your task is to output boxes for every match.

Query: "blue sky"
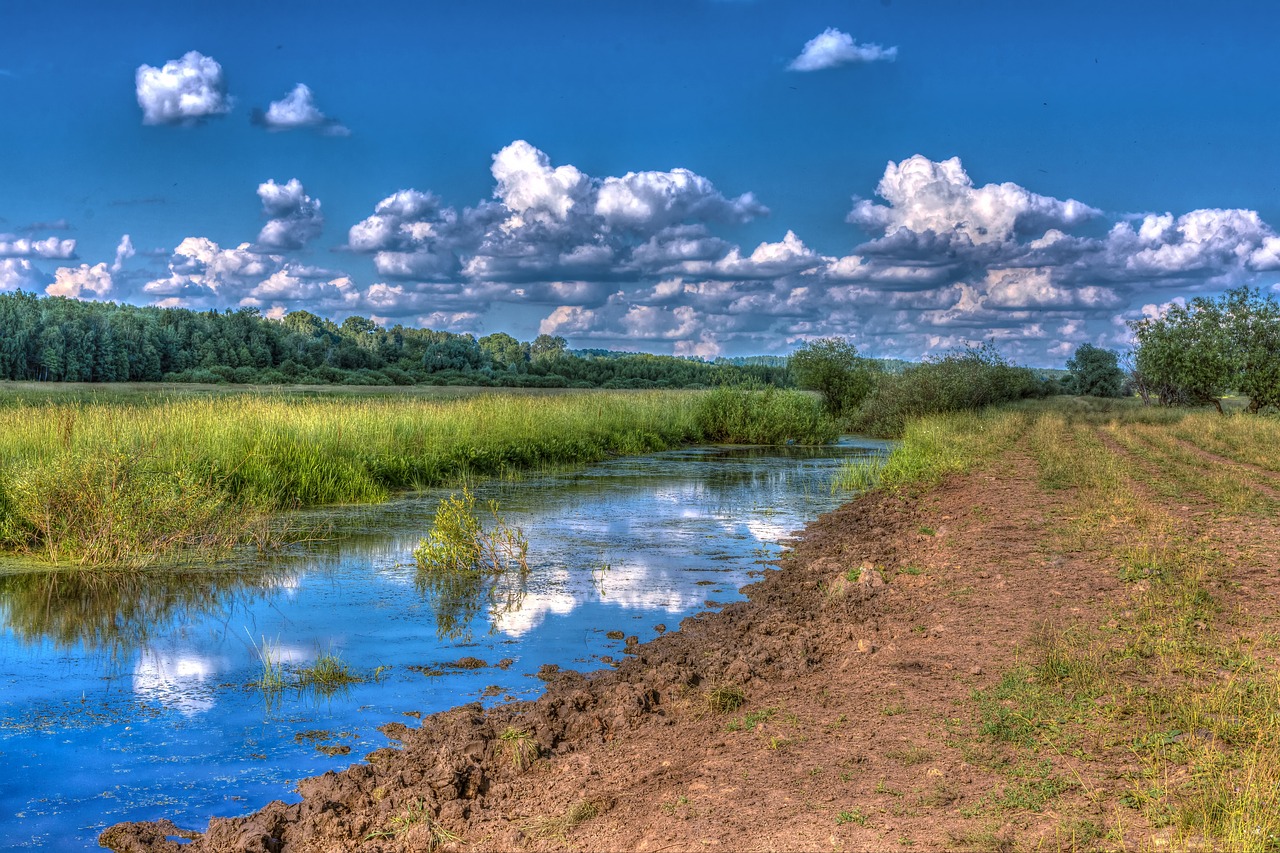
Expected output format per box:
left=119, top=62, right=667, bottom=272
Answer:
left=3, top=0, right=1280, bottom=365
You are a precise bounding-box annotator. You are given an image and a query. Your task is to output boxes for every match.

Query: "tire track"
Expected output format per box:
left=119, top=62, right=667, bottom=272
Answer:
left=1166, top=434, right=1280, bottom=495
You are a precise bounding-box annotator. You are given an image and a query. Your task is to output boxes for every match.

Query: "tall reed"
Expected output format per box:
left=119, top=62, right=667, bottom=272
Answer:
left=0, top=388, right=829, bottom=565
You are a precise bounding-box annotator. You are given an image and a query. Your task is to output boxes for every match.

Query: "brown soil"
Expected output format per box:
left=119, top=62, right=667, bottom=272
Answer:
left=101, top=446, right=1167, bottom=853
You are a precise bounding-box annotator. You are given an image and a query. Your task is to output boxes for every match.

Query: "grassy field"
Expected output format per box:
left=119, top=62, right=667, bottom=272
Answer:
left=842, top=397, right=1280, bottom=850
left=0, top=384, right=833, bottom=566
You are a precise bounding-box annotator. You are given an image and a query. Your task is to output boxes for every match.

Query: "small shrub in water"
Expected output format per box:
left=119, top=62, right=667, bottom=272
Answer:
left=413, top=486, right=528, bottom=576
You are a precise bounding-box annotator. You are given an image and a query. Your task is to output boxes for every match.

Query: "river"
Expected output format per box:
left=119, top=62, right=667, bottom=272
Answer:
left=0, top=439, right=887, bottom=850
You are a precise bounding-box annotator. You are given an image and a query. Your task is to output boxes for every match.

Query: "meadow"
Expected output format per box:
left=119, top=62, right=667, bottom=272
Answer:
left=0, top=384, right=834, bottom=566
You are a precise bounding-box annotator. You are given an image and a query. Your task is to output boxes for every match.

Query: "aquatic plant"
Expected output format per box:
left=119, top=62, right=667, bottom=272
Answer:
left=298, top=651, right=359, bottom=695
left=247, top=632, right=286, bottom=695
left=413, top=487, right=528, bottom=576
left=831, top=455, right=886, bottom=493
left=413, top=487, right=530, bottom=639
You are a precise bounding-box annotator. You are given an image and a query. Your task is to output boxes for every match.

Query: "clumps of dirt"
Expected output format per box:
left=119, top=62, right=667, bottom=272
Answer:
left=447, top=656, right=488, bottom=670
left=102, top=469, right=1119, bottom=853
left=405, top=665, right=445, bottom=677
left=291, top=730, right=333, bottom=744
left=101, top=490, right=910, bottom=853
left=376, top=722, right=412, bottom=742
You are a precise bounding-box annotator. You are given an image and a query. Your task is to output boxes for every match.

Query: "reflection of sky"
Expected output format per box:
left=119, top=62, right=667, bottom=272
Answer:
left=0, top=438, right=889, bottom=851
left=133, top=650, right=221, bottom=715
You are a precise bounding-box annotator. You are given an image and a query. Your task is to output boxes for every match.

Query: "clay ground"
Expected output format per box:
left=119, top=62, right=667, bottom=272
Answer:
left=102, top=421, right=1280, bottom=853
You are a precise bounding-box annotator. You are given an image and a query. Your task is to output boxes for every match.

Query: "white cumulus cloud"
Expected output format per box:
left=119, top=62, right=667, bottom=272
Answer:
left=850, top=155, right=1099, bottom=247
left=256, top=179, right=323, bottom=250
left=595, top=169, right=766, bottom=230
left=788, top=28, right=897, bottom=72
left=254, top=83, right=349, bottom=135
left=0, top=236, right=76, bottom=259
left=111, top=235, right=135, bottom=272
left=135, top=51, right=232, bottom=125
left=491, top=140, right=592, bottom=225
left=47, top=263, right=113, bottom=300
left=0, top=258, right=41, bottom=291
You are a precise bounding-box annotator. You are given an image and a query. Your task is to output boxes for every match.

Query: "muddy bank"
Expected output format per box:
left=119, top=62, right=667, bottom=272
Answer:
left=103, top=449, right=1130, bottom=852
left=101, top=486, right=915, bottom=852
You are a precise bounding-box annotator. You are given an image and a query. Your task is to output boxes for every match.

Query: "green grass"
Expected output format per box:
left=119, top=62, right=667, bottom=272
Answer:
left=836, top=807, right=867, bottom=826
left=365, top=799, right=461, bottom=846
left=499, top=725, right=539, bottom=771
left=0, top=387, right=831, bottom=565
left=704, top=685, right=747, bottom=714
left=248, top=633, right=286, bottom=694
left=298, top=652, right=359, bottom=695
left=952, top=398, right=1280, bottom=849
left=725, top=707, right=777, bottom=732
left=830, top=397, right=1280, bottom=846
left=533, top=797, right=610, bottom=839
left=836, top=406, right=1031, bottom=493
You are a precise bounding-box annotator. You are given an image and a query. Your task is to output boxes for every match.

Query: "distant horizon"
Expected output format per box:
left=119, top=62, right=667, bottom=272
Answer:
left=5, top=1, right=1280, bottom=368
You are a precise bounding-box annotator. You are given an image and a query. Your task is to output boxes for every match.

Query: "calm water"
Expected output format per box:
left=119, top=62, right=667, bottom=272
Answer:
left=0, top=439, right=887, bottom=850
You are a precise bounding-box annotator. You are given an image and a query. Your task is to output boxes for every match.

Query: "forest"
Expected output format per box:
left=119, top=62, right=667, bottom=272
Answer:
left=0, top=292, right=788, bottom=390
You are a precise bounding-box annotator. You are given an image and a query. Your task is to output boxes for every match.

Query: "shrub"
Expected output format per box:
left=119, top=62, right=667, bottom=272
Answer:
left=852, top=343, right=1041, bottom=437
left=1065, top=344, right=1124, bottom=397
left=789, top=338, right=879, bottom=417
left=413, top=487, right=528, bottom=576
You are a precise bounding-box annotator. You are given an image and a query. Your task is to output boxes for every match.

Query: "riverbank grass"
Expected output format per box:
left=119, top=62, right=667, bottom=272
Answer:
left=0, top=387, right=833, bottom=566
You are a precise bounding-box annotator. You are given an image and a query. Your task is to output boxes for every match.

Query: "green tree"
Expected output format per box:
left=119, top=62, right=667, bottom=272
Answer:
left=478, top=332, right=528, bottom=371
left=789, top=338, right=878, bottom=418
left=1222, top=286, right=1280, bottom=413
left=529, top=334, right=567, bottom=364
left=1065, top=343, right=1125, bottom=397
left=1128, top=286, right=1280, bottom=412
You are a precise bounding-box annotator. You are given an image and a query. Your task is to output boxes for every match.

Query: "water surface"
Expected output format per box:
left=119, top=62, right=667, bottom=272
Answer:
left=0, top=439, right=887, bottom=849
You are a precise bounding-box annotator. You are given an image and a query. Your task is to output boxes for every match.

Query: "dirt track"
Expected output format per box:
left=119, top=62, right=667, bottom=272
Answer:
left=102, top=444, right=1157, bottom=852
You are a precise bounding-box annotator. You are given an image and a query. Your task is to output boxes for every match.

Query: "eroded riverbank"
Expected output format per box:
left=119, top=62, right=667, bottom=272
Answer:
left=2, top=441, right=883, bottom=850
left=102, top=404, right=1280, bottom=851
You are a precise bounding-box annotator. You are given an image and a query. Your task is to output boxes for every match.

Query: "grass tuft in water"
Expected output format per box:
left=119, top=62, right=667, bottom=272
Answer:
left=413, top=486, right=528, bottom=576
left=247, top=632, right=286, bottom=695
left=298, top=652, right=359, bottom=695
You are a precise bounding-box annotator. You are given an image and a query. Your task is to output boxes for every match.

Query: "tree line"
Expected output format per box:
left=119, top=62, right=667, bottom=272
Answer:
left=0, top=292, right=788, bottom=390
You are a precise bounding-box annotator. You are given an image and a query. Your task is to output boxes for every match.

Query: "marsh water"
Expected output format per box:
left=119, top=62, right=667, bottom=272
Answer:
left=0, top=439, right=888, bottom=850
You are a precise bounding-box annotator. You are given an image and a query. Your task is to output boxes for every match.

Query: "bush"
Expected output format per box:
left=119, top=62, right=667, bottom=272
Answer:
left=789, top=338, right=878, bottom=417
left=1065, top=344, right=1124, bottom=397
left=852, top=343, right=1042, bottom=437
